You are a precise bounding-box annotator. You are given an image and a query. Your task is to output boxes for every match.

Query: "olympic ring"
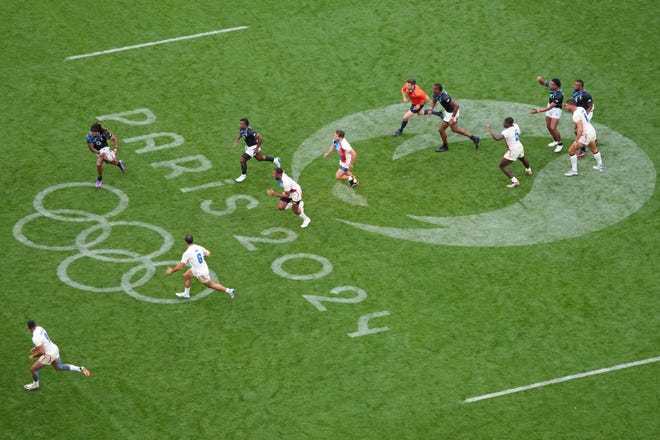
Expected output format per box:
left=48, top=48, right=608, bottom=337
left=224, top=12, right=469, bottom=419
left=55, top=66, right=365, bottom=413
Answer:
left=13, top=182, right=188, bottom=305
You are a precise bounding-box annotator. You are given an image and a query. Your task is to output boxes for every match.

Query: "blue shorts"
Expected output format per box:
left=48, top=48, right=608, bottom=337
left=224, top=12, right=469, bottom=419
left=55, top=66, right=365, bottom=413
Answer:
left=339, top=166, right=350, bottom=172
left=409, top=104, right=425, bottom=114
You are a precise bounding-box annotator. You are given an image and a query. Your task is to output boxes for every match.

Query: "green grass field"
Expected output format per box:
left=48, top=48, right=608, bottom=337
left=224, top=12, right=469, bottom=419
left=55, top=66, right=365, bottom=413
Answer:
left=1, top=1, right=658, bottom=438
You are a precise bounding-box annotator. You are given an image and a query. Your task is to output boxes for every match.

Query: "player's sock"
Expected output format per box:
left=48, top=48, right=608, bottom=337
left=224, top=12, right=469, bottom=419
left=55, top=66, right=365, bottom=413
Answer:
left=34, top=371, right=39, bottom=381
left=399, top=120, right=408, bottom=131
left=285, top=203, right=292, bottom=211
left=511, top=177, right=519, bottom=183
left=593, top=151, right=603, bottom=166
left=97, top=176, right=102, bottom=181
left=265, top=156, right=274, bottom=162
left=469, top=135, right=477, bottom=141
left=570, top=154, right=578, bottom=171
left=68, top=365, right=82, bottom=372
left=298, top=212, right=310, bottom=222
left=184, top=287, right=190, bottom=296
left=241, top=163, right=247, bottom=174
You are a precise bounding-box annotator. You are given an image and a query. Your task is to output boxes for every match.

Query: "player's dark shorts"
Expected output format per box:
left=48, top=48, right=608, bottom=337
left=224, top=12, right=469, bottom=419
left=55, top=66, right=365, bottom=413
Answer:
left=280, top=196, right=300, bottom=205
left=409, top=104, right=425, bottom=114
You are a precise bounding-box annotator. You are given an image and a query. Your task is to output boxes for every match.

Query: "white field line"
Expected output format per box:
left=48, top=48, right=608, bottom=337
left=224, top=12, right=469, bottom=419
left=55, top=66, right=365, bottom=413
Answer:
left=66, top=26, right=248, bottom=60
left=463, top=355, right=660, bottom=403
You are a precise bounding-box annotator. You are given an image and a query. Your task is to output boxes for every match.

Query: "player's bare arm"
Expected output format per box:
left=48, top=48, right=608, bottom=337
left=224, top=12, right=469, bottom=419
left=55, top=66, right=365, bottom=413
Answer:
left=165, top=261, right=186, bottom=275
left=536, top=76, right=546, bottom=85
left=348, top=149, right=357, bottom=167
left=256, top=133, right=263, bottom=148
left=486, top=124, right=504, bottom=141
left=87, top=143, right=99, bottom=154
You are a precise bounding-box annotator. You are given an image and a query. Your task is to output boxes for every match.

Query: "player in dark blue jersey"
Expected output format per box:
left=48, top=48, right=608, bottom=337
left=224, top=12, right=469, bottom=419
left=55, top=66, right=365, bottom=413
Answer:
left=530, top=76, right=564, bottom=152
left=424, top=83, right=480, bottom=152
left=232, top=118, right=280, bottom=182
left=86, top=122, right=125, bottom=188
left=572, top=80, right=595, bottom=158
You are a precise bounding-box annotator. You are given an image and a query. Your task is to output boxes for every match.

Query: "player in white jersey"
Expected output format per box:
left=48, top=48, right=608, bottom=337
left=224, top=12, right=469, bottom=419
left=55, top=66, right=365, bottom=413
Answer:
left=486, top=117, right=533, bottom=188
left=323, top=130, right=359, bottom=188
left=267, top=168, right=311, bottom=228
left=24, top=320, right=90, bottom=390
left=165, top=234, right=235, bottom=299
left=563, top=99, right=604, bottom=176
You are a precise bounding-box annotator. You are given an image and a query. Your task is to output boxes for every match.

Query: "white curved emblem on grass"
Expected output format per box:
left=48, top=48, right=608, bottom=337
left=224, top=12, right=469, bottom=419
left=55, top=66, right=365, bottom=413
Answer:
left=292, top=100, right=655, bottom=247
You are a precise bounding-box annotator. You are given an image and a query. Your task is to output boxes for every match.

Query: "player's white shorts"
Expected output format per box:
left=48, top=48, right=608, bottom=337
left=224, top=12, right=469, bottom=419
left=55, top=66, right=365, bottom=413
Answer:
left=38, top=348, right=60, bottom=366
left=503, top=146, right=525, bottom=162
left=289, top=189, right=302, bottom=203
left=443, top=109, right=461, bottom=123
left=546, top=107, right=562, bottom=119
left=578, top=127, right=597, bottom=145
left=99, top=147, right=115, bottom=161
left=193, top=270, right=211, bottom=284
left=244, top=145, right=259, bottom=158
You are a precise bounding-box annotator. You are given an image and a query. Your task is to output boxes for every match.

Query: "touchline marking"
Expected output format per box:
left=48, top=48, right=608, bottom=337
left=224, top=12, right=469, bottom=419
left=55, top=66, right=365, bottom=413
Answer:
left=463, top=356, right=660, bottom=403
left=65, top=26, right=248, bottom=60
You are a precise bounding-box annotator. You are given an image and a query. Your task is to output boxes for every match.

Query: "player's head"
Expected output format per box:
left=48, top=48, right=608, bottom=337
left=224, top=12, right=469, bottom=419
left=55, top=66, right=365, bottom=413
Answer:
left=406, top=78, right=416, bottom=91
left=90, top=123, right=102, bottom=135
left=432, top=83, right=443, bottom=94
left=564, top=99, right=577, bottom=111
left=184, top=234, right=194, bottom=245
left=239, top=118, right=249, bottom=130
left=273, top=167, right=284, bottom=180
left=27, top=320, right=36, bottom=330
left=574, top=80, right=584, bottom=91
left=549, top=78, right=561, bottom=90
left=503, top=117, right=514, bottom=128
left=335, top=130, right=345, bottom=140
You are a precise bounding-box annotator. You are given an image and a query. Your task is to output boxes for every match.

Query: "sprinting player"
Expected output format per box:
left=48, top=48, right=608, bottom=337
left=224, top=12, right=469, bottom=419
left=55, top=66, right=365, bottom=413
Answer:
left=563, top=99, right=604, bottom=176
left=266, top=168, right=311, bottom=228
left=233, top=118, right=281, bottom=182
left=86, top=122, right=125, bottom=188
left=393, top=78, right=431, bottom=136
left=323, top=130, right=358, bottom=188
left=24, top=320, right=90, bottom=391
left=165, top=234, right=235, bottom=299
left=426, top=83, right=480, bottom=152
left=572, top=80, right=595, bottom=158
left=530, top=76, right=564, bottom=152
left=486, top=118, right=532, bottom=188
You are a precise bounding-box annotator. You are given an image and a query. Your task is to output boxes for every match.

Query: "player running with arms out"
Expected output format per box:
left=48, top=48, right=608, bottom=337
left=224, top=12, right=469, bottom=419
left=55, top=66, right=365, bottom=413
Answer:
left=165, top=234, right=235, bottom=299
left=572, top=79, right=595, bottom=158
left=233, top=118, right=280, bottom=182
left=563, top=99, right=604, bottom=176
left=530, top=76, right=564, bottom=152
left=393, top=78, right=431, bottom=136
left=24, top=320, right=90, bottom=391
left=486, top=117, right=532, bottom=188
left=267, top=168, right=311, bottom=228
left=426, top=83, right=480, bottom=152
left=323, top=130, right=359, bottom=188
left=86, top=122, right=125, bottom=188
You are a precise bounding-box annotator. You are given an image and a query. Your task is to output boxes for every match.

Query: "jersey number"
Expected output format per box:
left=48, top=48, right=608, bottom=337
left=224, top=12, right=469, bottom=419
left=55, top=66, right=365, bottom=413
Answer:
left=196, top=252, right=203, bottom=264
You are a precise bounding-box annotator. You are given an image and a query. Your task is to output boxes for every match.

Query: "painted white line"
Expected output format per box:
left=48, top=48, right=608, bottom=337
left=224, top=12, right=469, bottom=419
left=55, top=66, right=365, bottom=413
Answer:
left=66, top=26, right=248, bottom=60
left=463, top=356, right=660, bottom=403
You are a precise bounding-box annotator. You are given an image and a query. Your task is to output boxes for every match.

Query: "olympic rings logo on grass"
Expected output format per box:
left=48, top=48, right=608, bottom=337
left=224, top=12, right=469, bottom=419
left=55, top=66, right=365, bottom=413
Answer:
left=13, top=182, right=215, bottom=304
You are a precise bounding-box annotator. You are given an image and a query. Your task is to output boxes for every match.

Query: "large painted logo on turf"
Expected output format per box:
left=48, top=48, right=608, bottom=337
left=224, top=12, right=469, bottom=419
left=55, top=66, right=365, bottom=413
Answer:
left=292, top=100, right=655, bottom=246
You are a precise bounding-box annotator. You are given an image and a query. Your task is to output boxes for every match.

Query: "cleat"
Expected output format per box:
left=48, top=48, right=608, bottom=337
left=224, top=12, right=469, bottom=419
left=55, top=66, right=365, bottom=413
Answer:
left=473, top=136, right=480, bottom=150
left=301, top=218, right=311, bottom=228
left=95, top=180, right=102, bottom=188
left=554, top=144, right=564, bottom=153
left=548, top=141, right=559, bottom=147
left=24, top=382, right=39, bottom=390
left=564, top=169, right=579, bottom=177
left=349, top=178, right=359, bottom=188
left=392, top=129, right=402, bottom=137
left=577, top=151, right=587, bottom=158
left=118, top=160, right=126, bottom=173
left=175, top=292, right=190, bottom=299
left=227, top=288, right=235, bottom=299
left=273, top=157, right=281, bottom=168
left=435, top=146, right=449, bottom=153
left=235, top=174, right=247, bottom=183
left=525, top=168, right=533, bottom=175
left=593, top=165, right=605, bottom=172
left=81, top=367, right=91, bottom=377
left=507, top=181, right=520, bottom=188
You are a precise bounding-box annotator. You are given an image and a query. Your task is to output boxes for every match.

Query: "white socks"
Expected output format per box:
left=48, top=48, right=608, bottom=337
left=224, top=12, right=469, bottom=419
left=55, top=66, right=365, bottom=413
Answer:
left=570, top=154, right=578, bottom=171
